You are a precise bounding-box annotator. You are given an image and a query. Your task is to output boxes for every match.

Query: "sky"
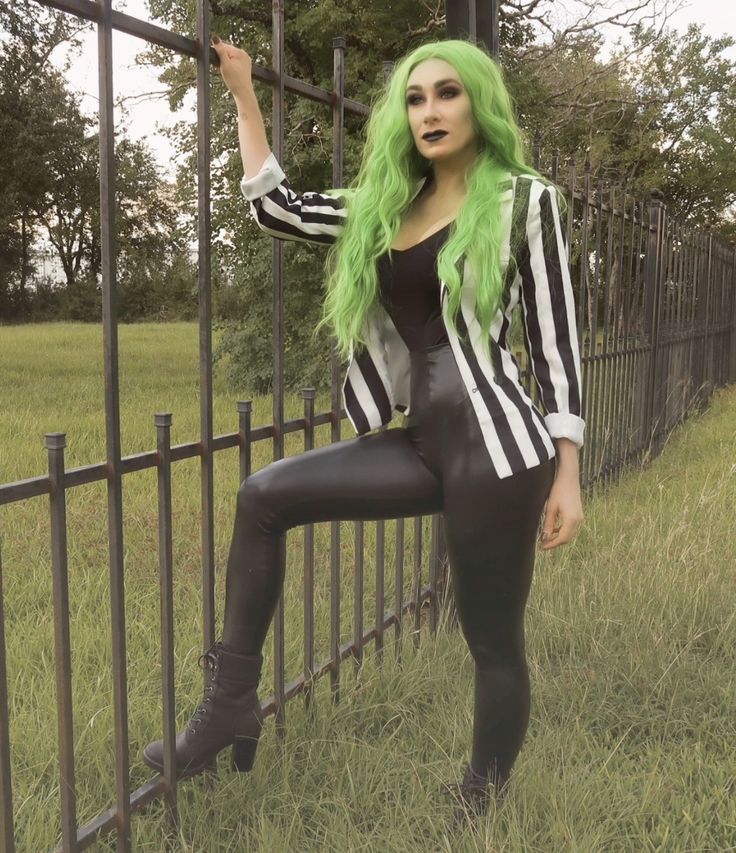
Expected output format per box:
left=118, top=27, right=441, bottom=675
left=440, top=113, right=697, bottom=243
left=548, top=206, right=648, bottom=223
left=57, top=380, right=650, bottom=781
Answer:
left=44, top=0, right=736, bottom=185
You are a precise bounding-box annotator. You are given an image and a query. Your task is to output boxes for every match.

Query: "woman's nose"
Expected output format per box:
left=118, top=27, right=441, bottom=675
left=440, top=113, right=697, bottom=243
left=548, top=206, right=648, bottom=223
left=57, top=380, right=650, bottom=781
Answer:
left=421, top=102, right=441, bottom=122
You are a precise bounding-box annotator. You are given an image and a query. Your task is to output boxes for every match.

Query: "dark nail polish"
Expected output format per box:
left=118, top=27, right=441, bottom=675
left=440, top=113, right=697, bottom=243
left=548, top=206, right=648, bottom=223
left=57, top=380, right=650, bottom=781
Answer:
left=212, top=34, right=220, bottom=44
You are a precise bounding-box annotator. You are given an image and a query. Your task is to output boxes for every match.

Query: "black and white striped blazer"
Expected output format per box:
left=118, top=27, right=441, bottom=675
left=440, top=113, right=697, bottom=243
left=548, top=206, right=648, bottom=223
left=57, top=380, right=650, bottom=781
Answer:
left=240, top=152, right=585, bottom=479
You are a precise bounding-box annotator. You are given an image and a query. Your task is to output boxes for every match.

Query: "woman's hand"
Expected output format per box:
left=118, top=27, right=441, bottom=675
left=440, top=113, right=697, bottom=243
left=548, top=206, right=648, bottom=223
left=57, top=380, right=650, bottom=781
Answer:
left=210, top=36, right=255, bottom=105
left=539, top=470, right=584, bottom=551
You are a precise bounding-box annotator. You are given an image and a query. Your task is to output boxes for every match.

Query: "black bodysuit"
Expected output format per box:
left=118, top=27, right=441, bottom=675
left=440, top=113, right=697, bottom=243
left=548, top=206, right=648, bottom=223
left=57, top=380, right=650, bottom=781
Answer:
left=376, top=222, right=451, bottom=351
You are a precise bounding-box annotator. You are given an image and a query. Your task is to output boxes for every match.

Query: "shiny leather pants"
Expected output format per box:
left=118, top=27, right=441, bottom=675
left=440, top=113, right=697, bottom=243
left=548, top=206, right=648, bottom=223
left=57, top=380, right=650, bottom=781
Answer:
left=222, top=342, right=556, bottom=784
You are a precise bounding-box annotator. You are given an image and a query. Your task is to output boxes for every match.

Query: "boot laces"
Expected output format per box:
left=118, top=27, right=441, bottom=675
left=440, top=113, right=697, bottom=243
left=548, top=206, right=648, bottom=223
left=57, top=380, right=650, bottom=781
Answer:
left=188, top=645, right=221, bottom=733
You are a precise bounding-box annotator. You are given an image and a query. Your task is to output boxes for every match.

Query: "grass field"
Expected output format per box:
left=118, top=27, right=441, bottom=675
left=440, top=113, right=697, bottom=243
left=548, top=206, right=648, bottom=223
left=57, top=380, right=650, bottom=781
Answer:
left=1, top=322, right=734, bottom=852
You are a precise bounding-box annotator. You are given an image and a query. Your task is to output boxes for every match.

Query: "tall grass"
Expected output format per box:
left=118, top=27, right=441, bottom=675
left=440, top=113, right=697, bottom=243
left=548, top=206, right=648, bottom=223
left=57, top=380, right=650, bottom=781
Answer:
left=0, top=323, right=734, bottom=851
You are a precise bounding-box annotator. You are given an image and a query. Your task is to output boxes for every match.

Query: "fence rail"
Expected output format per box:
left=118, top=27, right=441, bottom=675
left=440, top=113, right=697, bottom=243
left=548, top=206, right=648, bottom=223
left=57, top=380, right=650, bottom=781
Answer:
left=1, top=0, right=735, bottom=849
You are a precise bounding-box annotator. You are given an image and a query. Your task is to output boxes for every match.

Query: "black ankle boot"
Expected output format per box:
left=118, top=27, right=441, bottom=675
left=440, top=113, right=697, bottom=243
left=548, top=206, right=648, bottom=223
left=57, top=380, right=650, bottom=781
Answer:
left=143, top=641, right=264, bottom=780
left=441, top=762, right=509, bottom=820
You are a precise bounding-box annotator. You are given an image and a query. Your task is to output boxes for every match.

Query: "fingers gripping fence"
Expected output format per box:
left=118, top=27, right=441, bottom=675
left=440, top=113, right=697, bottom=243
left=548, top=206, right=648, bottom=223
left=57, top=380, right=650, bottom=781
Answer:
left=1, top=2, right=735, bottom=850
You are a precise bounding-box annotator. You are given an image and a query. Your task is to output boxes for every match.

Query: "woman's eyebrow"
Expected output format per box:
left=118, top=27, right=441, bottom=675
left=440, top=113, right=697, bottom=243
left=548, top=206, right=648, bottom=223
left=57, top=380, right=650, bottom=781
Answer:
left=406, top=78, right=461, bottom=92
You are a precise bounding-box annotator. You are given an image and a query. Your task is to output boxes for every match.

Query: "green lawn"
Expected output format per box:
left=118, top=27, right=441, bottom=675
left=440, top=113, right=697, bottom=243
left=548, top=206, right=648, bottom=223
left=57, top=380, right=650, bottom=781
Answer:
left=0, top=322, right=734, bottom=851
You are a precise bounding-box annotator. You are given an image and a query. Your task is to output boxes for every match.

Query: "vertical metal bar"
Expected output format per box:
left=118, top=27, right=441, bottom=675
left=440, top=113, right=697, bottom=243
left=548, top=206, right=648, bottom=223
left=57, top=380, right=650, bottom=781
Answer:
left=563, top=158, right=582, bottom=484
left=330, top=35, right=346, bottom=703
left=375, top=520, right=385, bottom=664
left=434, top=511, right=451, bottom=626
left=533, top=129, right=541, bottom=172
left=447, top=0, right=499, bottom=57
left=353, top=521, right=364, bottom=675
left=662, top=218, right=672, bottom=434
left=393, top=517, right=404, bottom=662
left=611, top=179, right=627, bottom=483
left=489, top=0, right=500, bottom=58
left=578, top=156, right=593, bottom=485
left=412, top=518, right=422, bottom=650
left=45, top=434, right=77, bottom=852
left=730, top=245, right=736, bottom=384
left=627, top=191, right=640, bottom=466
left=589, top=169, right=604, bottom=485
left=0, top=543, right=16, bottom=853
left=237, top=401, right=253, bottom=485
left=691, top=233, right=704, bottom=411
left=467, top=0, right=477, bottom=40
left=586, top=167, right=603, bottom=486
left=702, top=232, right=714, bottom=408
left=625, top=196, right=642, bottom=465
left=601, top=177, right=617, bottom=481
left=329, top=503, right=340, bottom=706
left=154, top=414, right=177, bottom=830
left=634, top=197, right=649, bottom=459
left=270, top=0, right=287, bottom=733
left=681, top=224, right=692, bottom=411
left=673, top=222, right=685, bottom=422
left=714, top=241, right=724, bottom=385
left=550, top=146, right=559, bottom=184
left=97, top=2, right=131, bottom=845
left=301, top=390, right=316, bottom=709
left=377, top=61, right=400, bottom=664
left=673, top=219, right=680, bottom=395
left=428, top=515, right=439, bottom=636
left=195, top=0, right=215, bottom=659
left=726, top=241, right=736, bottom=382
left=730, top=245, right=736, bottom=385
left=643, top=190, right=666, bottom=452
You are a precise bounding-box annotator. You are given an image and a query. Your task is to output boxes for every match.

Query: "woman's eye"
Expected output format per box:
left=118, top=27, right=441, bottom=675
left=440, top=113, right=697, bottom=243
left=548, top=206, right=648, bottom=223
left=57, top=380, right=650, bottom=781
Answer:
left=407, top=89, right=458, bottom=105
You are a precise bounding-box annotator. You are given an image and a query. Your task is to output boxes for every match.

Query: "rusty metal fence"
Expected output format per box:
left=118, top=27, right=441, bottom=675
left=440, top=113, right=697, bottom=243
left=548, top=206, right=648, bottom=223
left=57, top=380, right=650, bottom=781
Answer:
left=1, top=0, right=735, bottom=850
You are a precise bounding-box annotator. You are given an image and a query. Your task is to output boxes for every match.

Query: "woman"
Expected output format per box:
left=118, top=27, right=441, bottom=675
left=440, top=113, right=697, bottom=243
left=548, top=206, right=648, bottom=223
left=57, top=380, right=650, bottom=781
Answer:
left=143, top=36, right=585, bottom=815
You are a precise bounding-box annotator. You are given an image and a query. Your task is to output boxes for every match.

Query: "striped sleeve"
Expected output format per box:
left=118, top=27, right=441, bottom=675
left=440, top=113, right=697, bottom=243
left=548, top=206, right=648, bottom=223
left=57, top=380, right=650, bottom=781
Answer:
left=240, top=151, right=348, bottom=245
left=519, top=180, right=585, bottom=447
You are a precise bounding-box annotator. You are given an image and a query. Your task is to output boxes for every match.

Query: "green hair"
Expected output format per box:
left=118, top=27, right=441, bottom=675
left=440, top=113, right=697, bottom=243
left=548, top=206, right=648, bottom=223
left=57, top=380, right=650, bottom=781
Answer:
left=313, top=37, right=553, bottom=365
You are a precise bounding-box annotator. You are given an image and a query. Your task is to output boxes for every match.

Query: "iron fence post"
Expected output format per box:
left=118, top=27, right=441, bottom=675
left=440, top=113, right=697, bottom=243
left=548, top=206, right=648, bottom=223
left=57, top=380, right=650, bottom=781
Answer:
left=46, top=433, right=77, bottom=852
left=643, top=189, right=665, bottom=458
left=0, top=543, right=16, bottom=853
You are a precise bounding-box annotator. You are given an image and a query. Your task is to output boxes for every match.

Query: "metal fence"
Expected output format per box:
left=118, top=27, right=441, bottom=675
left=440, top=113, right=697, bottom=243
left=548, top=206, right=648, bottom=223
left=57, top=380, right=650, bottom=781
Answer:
left=1, top=0, right=735, bottom=850
left=523, top=141, right=736, bottom=490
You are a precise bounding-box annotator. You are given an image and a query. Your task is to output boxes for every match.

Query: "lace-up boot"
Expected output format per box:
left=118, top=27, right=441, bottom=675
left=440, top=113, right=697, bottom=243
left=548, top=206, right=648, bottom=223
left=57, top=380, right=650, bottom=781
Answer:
left=143, top=641, right=264, bottom=779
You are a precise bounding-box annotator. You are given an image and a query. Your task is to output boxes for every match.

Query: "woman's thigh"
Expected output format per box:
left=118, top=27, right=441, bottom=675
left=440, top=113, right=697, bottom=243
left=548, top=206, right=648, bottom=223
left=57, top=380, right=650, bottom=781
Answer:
left=441, top=457, right=556, bottom=659
left=238, top=427, right=443, bottom=532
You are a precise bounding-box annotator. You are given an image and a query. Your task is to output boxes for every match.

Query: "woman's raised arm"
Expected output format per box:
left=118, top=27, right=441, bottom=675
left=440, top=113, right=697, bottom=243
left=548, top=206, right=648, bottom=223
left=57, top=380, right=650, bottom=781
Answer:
left=212, top=37, right=348, bottom=245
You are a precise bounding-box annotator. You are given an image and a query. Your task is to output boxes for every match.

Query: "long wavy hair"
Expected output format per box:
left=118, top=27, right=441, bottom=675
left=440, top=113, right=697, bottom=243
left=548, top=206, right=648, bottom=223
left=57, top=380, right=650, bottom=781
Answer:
left=313, top=38, right=551, bottom=365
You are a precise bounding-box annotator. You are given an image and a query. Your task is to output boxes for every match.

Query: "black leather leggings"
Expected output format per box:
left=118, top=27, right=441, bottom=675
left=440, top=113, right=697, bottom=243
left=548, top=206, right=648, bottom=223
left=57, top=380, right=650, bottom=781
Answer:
left=222, top=342, right=556, bottom=784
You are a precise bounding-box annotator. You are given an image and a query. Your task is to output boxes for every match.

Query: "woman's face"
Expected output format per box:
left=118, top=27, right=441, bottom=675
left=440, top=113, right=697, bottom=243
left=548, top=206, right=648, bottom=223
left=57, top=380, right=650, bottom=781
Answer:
left=405, top=58, right=477, bottom=166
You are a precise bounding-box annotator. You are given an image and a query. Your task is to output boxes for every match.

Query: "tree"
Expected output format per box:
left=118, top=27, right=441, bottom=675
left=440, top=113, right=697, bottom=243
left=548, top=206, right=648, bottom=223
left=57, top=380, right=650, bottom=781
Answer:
left=0, top=6, right=199, bottom=322
left=0, top=0, right=88, bottom=317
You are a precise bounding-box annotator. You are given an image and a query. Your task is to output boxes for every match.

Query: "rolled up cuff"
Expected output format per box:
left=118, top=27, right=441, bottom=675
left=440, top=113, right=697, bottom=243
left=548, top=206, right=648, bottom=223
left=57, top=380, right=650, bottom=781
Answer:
left=544, top=412, right=585, bottom=447
left=240, top=151, right=286, bottom=201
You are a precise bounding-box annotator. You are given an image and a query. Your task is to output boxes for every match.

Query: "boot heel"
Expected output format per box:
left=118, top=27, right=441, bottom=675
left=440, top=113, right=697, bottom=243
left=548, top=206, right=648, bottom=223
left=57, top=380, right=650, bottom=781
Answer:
left=231, top=736, right=259, bottom=772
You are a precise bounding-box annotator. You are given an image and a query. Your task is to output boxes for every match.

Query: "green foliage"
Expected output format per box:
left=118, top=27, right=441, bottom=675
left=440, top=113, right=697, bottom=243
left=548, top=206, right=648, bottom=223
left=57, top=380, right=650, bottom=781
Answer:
left=213, top=241, right=337, bottom=394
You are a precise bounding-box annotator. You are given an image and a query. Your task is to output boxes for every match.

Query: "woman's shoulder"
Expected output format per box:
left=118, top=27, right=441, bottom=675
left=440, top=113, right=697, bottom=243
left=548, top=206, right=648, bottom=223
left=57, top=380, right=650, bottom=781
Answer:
left=509, top=171, right=554, bottom=192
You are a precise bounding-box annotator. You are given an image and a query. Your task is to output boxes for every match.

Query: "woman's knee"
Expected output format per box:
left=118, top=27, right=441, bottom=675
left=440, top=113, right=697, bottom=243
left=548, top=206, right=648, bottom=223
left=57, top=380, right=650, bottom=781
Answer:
left=236, top=462, right=284, bottom=521
left=464, top=621, right=526, bottom=670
